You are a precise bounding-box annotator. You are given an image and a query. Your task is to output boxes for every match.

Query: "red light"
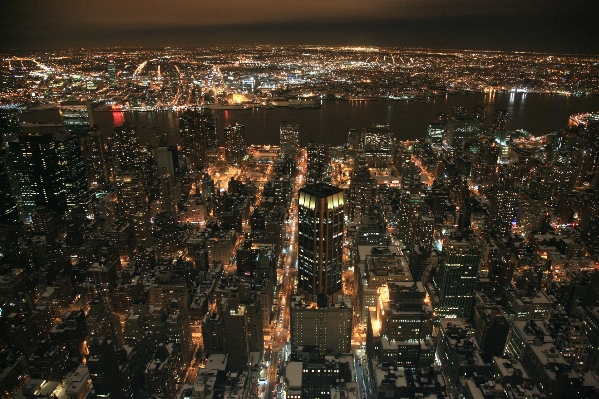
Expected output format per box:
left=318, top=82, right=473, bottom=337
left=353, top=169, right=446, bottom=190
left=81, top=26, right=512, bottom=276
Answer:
left=112, top=111, right=125, bottom=126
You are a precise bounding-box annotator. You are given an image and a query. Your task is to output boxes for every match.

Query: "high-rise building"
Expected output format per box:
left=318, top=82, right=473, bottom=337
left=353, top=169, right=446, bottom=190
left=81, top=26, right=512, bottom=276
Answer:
left=224, top=122, right=246, bottom=162
left=280, top=121, right=299, bottom=159
left=427, top=121, right=445, bottom=144
left=490, top=182, right=519, bottom=237
left=347, top=128, right=359, bottom=150
left=493, top=109, right=508, bottom=132
left=81, top=126, right=111, bottom=191
left=8, top=132, right=67, bottom=217
left=361, top=123, right=394, bottom=167
left=60, top=101, right=94, bottom=134
left=306, top=142, right=331, bottom=183
left=0, top=108, right=21, bottom=143
left=493, top=109, right=509, bottom=144
left=297, top=183, right=344, bottom=299
left=472, top=104, right=487, bottom=124
left=115, top=172, right=147, bottom=221
left=108, top=60, right=117, bottom=88
left=453, top=106, right=467, bottom=118
left=86, top=337, right=126, bottom=399
left=289, top=296, right=352, bottom=355
left=0, top=149, right=18, bottom=225
left=179, top=110, right=216, bottom=170
left=348, top=166, right=376, bottom=223
left=111, top=122, right=142, bottom=174
left=428, top=233, right=483, bottom=318
left=445, top=115, right=481, bottom=149
left=54, top=132, right=91, bottom=208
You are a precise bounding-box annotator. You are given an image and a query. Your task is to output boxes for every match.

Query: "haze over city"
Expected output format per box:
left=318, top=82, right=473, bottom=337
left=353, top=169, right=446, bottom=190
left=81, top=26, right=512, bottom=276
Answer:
left=1, top=0, right=598, bottom=53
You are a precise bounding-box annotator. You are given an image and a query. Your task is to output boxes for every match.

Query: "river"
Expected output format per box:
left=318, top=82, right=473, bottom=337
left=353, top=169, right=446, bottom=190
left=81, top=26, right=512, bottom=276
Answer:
left=21, top=92, right=599, bottom=146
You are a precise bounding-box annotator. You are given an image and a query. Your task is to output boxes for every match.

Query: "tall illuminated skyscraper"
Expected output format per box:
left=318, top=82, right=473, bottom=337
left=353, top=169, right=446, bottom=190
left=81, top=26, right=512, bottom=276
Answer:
left=8, top=132, right=67, bottom=217
left=429, top=233, right=482, bottom=318
left=224, top=122, right=246, bottom=162
left=107, top=60, right=117, bottom=88
left=306, top=142, right=331, bottom=183
left=60, top=101, right=94, bottom=134
left=493, top=109, right=509, bottom=144
left=179, top=110, right=216, bottom=170
left=297, top=183, right=344, bottom=300
left=490, top=182, right=519, bottom=237
left=361, top=123, right=394, bottom=167
left=54, top=132, right=91, bottom=208
left=280, top=121, right=299, bottom=159
left=111, top=122, right=142, bottom=174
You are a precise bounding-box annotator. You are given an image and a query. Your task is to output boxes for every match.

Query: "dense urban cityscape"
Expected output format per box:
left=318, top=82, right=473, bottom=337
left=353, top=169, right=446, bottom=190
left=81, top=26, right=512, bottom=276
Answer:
left=1, top=47, right=599, bottom=110
left=0, top=45, right=599, bottom=399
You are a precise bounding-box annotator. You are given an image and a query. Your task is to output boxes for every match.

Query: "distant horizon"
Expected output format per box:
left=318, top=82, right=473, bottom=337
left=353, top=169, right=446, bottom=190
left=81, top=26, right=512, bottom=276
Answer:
left=1, top=0, right=597, bottom=54
left=1, top=44, right=598, bottom=57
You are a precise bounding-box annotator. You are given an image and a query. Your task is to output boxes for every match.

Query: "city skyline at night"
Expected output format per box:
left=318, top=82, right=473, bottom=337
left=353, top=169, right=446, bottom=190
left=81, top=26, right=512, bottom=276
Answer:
left=1, top=2, right=599, bottom=398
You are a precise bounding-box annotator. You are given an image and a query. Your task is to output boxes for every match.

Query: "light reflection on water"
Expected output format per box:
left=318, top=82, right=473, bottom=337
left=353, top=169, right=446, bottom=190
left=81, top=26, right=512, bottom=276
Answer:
left=21, top=92, right=599, bottom=146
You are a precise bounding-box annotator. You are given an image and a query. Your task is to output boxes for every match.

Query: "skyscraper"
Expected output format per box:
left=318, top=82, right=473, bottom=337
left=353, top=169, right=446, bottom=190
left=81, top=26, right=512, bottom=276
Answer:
left=8, top=132, right=67, bottom=217
left=472, top=104, right=487, bottom=124
left=60, top=101, right=94, bottom=134
left=428, top=233, right=482, bottom=318
left=297, top=183, right=344, bottom=300
left=0, top=108, right=21, bottom=143
left=224, top=122, right=246, bottom=162
left=108, top=60, right=117, bottom=88
left=81, top=126, right=110, bottom=191
left=427, top=121, right=445, bottom=144
left=179, top=110, right=216, bottom=170
left=54, top=132, right=91, bottom=209
left=361, top=123, right=394, bottom=167
left=490, top=182, right=519, bottom=237
left=445, top=115, right=481, bottom=148
left=306, top=141, right=331, bottom=183
left=280, top=121, right=299, bottom=159
left=111, top=122, right=142, bottom=174
left=0, top=149, right=18, bottom=225
left=493, top=109, right=509, bottom=144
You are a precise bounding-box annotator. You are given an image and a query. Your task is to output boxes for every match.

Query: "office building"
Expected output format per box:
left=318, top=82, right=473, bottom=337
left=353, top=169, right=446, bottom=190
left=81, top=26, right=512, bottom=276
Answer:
left=81, top=126, right=110, bottom=191
left=224, top=122, right=246, bottom=162
left=0, top=149, right=18, bottom=225
left=445, top=115, right=481, bottom=149
left=54, top=132, right=91, bottom=208
left=111, top=122, right=142, bottom=174
left=8, top=132, right=67, bottom=217
left=108, top=60, right=117, bottom=88
left=179, top=110, right=216, bottom=170
left=472, top=104, right=487, bottom=124
left=280, top=121, right=299, bottom=159
left=427, top=121, right=445, bottom=144
left=427, top=233, right=483, bottom=318
left=306, top=141, right=331, bottom=183
left=348, top=166, right=376, bottom=223
left=289, top=296, right=352, bottom=355
left=361, top=123, right=394, bottom=167
left=490, top=182, right=519, bottom=237
left=115, top=172, right=147, bottom=220
left=493, top=109, right=509, bottom=144
left=86, top=336, right=126, bottom=399
left=297, top=183, right=344, bottom=299
left=472, top=305, right=510, bottom=362
left=60, top=100, right=93, bottom=134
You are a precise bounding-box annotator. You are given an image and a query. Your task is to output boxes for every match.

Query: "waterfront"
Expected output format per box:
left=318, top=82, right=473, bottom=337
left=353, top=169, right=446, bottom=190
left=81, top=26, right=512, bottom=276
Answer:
left=22, top=92, right=599, bottom=146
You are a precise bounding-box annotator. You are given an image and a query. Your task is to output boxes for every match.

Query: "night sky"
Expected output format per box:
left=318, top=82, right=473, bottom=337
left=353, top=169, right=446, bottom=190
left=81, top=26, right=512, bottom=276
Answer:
left=0, top=0, right=597, bottom=53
